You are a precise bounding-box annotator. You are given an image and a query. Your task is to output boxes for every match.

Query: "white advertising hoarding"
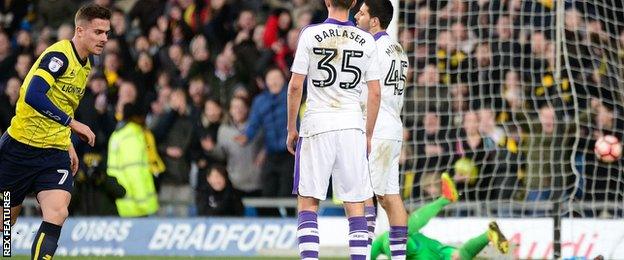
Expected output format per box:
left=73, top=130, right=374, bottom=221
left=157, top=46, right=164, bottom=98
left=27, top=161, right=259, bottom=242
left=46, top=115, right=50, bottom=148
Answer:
left=318, top=218, right=624, bottom=259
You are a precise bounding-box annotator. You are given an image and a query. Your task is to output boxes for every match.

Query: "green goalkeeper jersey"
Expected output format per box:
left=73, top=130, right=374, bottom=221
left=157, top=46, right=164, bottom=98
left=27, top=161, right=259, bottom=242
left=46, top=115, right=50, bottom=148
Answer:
left=371, top=231, right=456, bottom=260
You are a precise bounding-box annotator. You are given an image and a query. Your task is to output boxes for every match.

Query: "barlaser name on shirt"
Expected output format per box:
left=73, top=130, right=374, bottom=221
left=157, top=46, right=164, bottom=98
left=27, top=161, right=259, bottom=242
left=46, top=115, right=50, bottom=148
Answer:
left=60, top=84, right=85, bottom=96
left=314, top=29, right=366, bottom=46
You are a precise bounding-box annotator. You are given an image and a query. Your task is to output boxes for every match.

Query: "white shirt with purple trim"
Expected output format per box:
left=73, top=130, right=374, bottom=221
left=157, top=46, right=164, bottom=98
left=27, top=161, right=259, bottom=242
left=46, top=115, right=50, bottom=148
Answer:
left=291, top=18, right=379, bottom=137
left=365, top=31, right=409, bottom=141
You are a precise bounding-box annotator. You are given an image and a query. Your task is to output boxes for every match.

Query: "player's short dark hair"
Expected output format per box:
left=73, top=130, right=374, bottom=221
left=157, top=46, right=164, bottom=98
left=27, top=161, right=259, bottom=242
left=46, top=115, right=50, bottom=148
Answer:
left=364, top=0, right=394, bottom=29
left=331, top=0, right=355, bottom=10
left=75, top=4, right=111, bottom=25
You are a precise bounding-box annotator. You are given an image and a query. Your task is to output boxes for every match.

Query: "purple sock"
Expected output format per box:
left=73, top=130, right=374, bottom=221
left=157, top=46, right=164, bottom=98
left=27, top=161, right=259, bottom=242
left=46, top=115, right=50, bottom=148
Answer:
left=390, top=226, right=407, bottom=260
left=365, top=206, right=376, bottom=246
left=297, top=211, right=319, bottom=260
left=348, top=216, right=368, bottom=260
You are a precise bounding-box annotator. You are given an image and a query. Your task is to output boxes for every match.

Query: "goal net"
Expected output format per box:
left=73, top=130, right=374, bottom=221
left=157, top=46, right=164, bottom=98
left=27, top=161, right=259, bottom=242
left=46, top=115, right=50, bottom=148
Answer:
left=397, top=0, right=624, bottom=220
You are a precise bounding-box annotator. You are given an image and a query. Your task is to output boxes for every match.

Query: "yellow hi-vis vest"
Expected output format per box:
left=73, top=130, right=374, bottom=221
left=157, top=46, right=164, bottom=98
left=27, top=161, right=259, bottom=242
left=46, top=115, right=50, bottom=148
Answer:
left=107, top=122, right=159, bottom=217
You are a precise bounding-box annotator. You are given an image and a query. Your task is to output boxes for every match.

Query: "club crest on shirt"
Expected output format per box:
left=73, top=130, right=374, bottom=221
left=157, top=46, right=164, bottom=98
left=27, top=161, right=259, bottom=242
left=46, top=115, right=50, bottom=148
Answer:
left=48, top=57, right=64, bottom=73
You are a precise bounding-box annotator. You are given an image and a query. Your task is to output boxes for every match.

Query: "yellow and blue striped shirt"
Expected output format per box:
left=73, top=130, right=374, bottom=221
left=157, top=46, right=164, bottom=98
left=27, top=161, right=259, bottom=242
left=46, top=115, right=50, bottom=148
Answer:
left=8, top=40, right=92, bottom=150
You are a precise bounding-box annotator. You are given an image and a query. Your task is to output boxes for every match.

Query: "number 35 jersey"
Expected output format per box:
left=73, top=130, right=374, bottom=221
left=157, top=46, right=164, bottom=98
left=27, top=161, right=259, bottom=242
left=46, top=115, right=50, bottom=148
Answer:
left=363, top=32, right=409, bottom=141
left=291, top=18, right=379, bottom=137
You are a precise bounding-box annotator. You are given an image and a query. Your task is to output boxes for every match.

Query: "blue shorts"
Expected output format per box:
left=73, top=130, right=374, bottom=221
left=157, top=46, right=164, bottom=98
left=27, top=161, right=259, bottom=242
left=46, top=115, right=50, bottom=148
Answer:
left=0, top=132, right=73, bottom=207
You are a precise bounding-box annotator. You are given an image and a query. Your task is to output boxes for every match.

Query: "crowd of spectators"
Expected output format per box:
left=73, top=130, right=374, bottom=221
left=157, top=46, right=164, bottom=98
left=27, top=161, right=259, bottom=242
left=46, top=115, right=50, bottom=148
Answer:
left=0, top=0, right=623, bottom=218
left=0, top=0, right=329, bottom=217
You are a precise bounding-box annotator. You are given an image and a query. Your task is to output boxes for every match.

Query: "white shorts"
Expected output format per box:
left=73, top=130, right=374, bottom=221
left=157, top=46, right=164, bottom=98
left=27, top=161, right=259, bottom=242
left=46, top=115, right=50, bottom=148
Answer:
left=292, top=129, right=373, bottom=202
left=368, top=138, right=402, bottom=196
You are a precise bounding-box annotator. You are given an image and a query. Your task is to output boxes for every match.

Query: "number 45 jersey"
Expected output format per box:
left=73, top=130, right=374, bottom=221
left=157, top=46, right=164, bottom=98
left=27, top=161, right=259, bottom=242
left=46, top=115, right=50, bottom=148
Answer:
left=291, top=18, right=379, bottom=137
left=364, top=32, right=409, bottom=141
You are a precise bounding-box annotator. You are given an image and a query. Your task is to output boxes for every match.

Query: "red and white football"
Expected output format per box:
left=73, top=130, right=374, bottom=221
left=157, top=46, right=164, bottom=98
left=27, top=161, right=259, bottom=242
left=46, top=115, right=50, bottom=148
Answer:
left=594, top=135, right=623, bottom=163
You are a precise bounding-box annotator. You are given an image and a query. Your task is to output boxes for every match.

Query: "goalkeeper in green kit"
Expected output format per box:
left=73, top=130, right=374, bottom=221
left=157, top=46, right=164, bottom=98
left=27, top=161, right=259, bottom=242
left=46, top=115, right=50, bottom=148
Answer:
left=371, top=173, right=509, bottom=260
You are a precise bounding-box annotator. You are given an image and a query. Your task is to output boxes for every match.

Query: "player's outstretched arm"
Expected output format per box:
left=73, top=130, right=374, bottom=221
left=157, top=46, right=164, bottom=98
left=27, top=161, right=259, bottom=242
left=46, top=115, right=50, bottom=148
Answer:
left=365, top=79, right=381, bottom=154
left=286, top=73, right=305, bottom=155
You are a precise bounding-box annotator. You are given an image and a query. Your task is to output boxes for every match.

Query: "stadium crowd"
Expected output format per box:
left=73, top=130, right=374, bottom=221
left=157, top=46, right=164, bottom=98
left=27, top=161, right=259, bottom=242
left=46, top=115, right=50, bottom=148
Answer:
left=0, top=0, right=622, bottom=218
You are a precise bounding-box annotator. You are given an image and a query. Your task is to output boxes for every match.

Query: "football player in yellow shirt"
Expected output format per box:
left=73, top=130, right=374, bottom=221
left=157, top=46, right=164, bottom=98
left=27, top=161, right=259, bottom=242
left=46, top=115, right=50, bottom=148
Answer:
left=0, top=4, right=110, bottom=259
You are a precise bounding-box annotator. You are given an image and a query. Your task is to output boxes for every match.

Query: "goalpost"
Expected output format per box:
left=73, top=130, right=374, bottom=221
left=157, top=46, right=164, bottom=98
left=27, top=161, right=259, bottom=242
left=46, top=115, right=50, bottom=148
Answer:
left=388, top=0, right=400, bottom=42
